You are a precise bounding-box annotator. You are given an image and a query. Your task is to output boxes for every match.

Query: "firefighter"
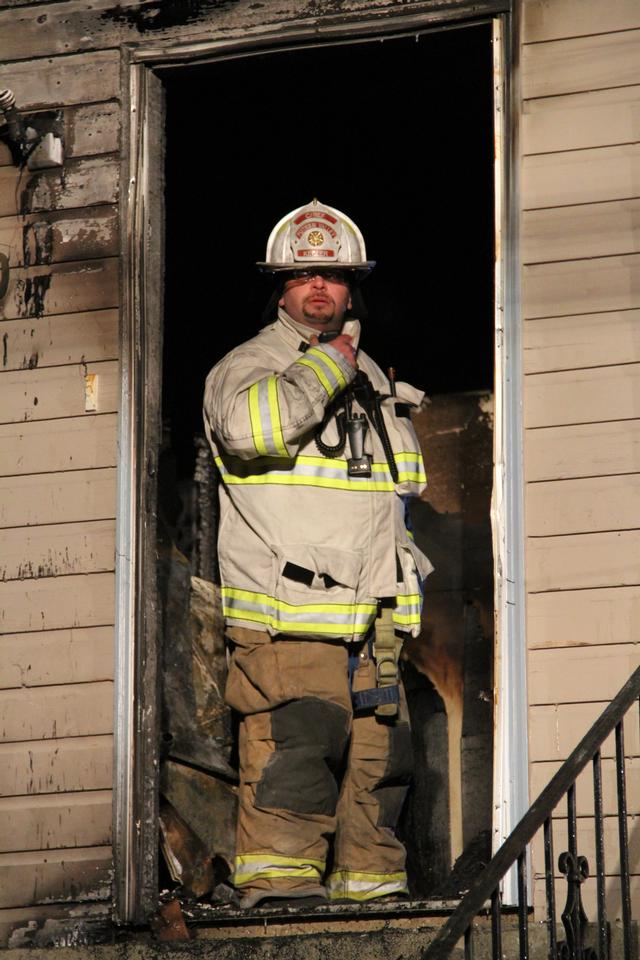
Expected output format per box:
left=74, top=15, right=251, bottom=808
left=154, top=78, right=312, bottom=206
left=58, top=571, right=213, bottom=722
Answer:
left=203, top=200, right=432, bottom=908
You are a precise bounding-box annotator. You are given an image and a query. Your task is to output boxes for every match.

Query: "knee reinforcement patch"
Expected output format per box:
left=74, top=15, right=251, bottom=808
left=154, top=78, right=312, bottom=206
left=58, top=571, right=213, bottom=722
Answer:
left=255, top=697, right=350, bottom=816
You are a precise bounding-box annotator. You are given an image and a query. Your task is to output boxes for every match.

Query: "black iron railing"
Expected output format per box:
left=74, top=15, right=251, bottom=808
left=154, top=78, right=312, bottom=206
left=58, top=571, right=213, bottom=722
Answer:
left=424, top=666, right=640, bottom=960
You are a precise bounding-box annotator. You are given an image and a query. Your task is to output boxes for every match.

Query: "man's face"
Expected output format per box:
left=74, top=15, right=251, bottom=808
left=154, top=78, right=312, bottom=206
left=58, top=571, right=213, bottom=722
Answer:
left=278, top=270, right=352, bottom=333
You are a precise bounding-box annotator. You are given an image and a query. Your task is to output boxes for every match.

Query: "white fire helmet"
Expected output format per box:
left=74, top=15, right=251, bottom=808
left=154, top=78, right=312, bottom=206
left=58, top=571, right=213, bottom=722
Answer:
left=257, top=199, right=375, bottom=275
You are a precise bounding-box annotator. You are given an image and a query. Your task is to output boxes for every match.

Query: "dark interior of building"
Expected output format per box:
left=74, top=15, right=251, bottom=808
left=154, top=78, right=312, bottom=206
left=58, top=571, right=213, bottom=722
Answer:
left=158, top=22, right=495, bottom=906
left=163, top=23, right=494, bottom=478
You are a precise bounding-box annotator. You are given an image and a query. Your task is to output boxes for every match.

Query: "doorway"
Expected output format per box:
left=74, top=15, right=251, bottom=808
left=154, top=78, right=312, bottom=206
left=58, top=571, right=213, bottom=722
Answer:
left=156, top=23, right=495, bottom=907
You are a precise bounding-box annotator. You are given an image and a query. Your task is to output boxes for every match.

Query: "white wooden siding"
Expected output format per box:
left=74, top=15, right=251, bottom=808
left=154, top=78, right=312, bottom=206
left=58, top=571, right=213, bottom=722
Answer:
left=0, top=41, right=119, bottom=924
left=0, top=414, right=118, bottom=477
left=0, top=736, right=113, bottom=797
left=528, top=587, right=640, bottom=649
left=0, top=627, right=114, bottom=689
left=525, top=420, right=640, bottom=482
left=0, top=208, right=119, bottom=267
left=522, top=0, right=640, bottom=920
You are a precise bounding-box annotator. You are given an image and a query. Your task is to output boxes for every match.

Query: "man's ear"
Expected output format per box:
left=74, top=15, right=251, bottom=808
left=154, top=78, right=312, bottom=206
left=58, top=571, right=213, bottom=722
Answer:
left=347, top=296, right=353, bottom=310
left=278, top=295, right=285, bottom=307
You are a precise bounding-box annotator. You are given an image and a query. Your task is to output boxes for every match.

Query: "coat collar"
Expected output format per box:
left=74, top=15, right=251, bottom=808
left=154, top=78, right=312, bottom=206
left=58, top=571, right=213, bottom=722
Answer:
left=276, top=307, right=362, bottom=352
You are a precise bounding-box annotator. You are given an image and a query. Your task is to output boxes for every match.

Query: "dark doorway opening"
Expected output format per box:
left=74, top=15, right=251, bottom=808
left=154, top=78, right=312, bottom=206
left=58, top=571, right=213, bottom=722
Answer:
left=158, top=21, right=495, bottom=908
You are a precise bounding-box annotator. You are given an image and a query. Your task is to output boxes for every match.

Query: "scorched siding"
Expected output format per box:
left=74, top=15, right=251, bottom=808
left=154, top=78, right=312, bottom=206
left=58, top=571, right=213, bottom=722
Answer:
left=0, top=35, right=120, bottom=930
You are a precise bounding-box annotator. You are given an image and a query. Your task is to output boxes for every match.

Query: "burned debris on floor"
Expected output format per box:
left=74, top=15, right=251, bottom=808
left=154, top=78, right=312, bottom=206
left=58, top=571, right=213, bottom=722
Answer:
left=157, top=459, right=238, bottom=902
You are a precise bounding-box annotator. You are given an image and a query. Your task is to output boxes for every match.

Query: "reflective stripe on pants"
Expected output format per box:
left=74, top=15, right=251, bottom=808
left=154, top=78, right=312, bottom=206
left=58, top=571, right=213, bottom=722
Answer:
left=226, top=627, right=412, bottom=905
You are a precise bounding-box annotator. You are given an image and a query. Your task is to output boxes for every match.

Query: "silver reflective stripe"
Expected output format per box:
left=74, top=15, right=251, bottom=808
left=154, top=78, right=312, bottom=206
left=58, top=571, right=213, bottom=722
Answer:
left=216, top=455, right=397, bottom=491
left=257, top=378, right=276, bottom=455
left=296, top=347, right=345, bottom=398
left=326, top=870, right=408, bottom=900
left=222, top=587, right=377, bottom=636
left=235, top=854, right=324, bottom=886
left=394, top=454, right=427, bottom=484
left=249, top=376, right=288, bottom=457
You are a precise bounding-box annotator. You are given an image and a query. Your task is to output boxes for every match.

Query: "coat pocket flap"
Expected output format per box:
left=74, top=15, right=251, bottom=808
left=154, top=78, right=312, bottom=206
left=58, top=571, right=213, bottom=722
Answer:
left=276, top=544, right=362, bottom=590
left=399, top=539, right=434, bottom=581
left=393, top=381, right=425, bottom=408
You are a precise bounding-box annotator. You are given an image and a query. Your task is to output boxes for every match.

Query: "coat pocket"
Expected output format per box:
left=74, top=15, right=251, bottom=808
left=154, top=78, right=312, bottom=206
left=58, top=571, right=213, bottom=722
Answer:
left=394, top=539, right=434, bottom=636
left=379, top=381, right=427, bottom=495
left=272, top=544, right=374, bottom=641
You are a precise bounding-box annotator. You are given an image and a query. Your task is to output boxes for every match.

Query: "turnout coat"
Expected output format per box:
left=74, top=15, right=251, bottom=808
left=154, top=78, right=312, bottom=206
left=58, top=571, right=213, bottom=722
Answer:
left=203, top=308, right=432, bottom=642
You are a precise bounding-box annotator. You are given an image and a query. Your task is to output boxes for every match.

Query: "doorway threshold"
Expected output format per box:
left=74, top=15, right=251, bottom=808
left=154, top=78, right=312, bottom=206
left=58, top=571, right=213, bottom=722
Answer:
left=175, top=897, right=462, bottom=929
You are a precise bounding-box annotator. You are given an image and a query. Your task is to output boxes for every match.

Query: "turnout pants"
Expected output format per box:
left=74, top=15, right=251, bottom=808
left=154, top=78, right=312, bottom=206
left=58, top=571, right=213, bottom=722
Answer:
left=225, top=626, right=413, bottom=908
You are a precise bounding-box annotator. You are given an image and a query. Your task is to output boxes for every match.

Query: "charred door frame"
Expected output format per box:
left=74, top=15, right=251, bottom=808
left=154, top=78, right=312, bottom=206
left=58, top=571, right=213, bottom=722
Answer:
left=114, top=0, right=520, bottom=924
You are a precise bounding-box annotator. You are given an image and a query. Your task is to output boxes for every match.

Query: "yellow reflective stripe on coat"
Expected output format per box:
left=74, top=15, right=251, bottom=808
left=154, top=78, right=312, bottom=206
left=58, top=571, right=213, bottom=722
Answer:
left=295, top=346, right=346, bottom=399
left=393, top=593, right=423, bottom=628
left=247, top=376, right=289, bottom=458
left=235, top=853, right=325, bottom=887
left=216, top=452, right=424, bottom=493
left=325, top=869, right=408, bottom=901
left=223, top=586, right=377, bottom=636
left=394, top=451, right=427, bottom=484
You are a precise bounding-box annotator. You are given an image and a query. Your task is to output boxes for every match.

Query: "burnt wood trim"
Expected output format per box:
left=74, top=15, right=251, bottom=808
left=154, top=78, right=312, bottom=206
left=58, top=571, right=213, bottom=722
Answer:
left=113, top=48, right=164, bottom=924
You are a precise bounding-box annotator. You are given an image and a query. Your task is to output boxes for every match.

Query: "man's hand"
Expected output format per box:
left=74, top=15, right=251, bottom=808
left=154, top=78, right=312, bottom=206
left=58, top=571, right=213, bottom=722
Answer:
left=309, top=333, right=357, bottom=368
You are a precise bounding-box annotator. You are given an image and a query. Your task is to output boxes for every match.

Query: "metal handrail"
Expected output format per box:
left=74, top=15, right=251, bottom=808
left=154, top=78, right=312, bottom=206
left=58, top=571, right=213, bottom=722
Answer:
left=423, top=665, right=640, bottom=960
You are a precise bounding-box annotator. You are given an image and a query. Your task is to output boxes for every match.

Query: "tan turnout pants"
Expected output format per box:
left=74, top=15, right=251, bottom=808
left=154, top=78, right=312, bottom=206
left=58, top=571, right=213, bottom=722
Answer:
left=225, top=626, right=413, bottom=907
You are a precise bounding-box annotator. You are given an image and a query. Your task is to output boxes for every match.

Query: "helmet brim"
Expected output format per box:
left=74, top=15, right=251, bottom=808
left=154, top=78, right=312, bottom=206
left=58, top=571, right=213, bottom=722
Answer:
left=256, top=261, right=375, bottom=275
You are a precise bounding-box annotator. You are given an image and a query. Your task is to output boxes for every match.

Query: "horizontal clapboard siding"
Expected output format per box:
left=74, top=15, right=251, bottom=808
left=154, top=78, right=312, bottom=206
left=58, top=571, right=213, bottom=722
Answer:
left=522, top=29, right=640, bottom=99
left=0, top=520, right=116, bottom=581
left=0, top=572, right=115, bottom=635
left=522, top=144, right=640, bottom=211
left=523, top=85, right=640, bottom=155
left=0, top=681, right=114, bottom=743
left=0, top=736, right=113, bottom=798
left=0, top=792, right=112, bottom=853
left=523, top=0, right=640, bottom=42
left=531, top=757, right=640, bottom=816
left=530, top=702, right=640, bottom=764
left=523, top=254, right=640, bottom=319
left=1, top=362, right=119, bottom=426
left=522, top=200, right=640, bottom=264
left=529, top=645, right=639, bottom=705
left=527, top=530, right=640, bottom=592
left=522, top=0, right=640, bottom=920
left=0, top=626, right=114, bottom=690
left=0, top=157, right=119, bottom=218
left=532, top=817, right=639, bottom=877
left=1, top=310, right=119, bottom=371
left=1, top=259, right=119, bottom=320
left=523, top=310, right=640, bottom=373
left=0, top=208, right=119, bottom=268
left=0, top=468, right=117, bottom=528
left=525, top=364, right=640, bottom=428
left=526, top=474, right=640, bottom=536
left=525, top=419, right=640, bottom=482
left=0, top=52, right=119, bottom=109
left=0, top=13, right=126, bottom=919
left=0, top=847, right=113, bottom=909
left=528, top=587, right=640, bottom=649
left=0, top=414, right=117, bottom=477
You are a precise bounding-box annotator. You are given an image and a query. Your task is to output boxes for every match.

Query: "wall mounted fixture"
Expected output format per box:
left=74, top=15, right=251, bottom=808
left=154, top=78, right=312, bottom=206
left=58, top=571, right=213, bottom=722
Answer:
left=0, top=88, right=64, bottom=169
